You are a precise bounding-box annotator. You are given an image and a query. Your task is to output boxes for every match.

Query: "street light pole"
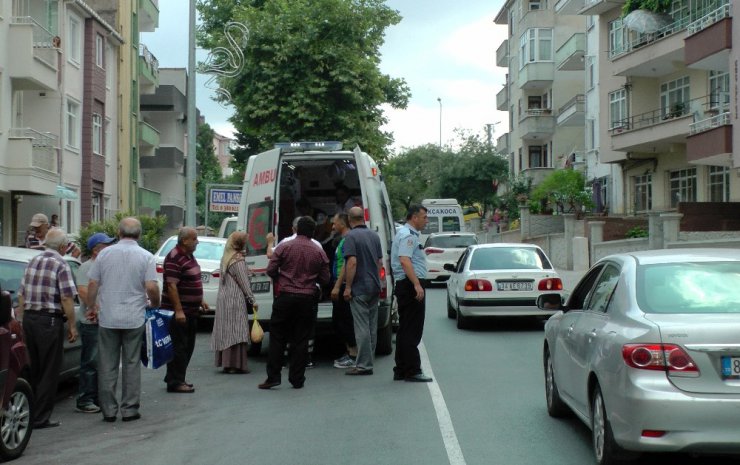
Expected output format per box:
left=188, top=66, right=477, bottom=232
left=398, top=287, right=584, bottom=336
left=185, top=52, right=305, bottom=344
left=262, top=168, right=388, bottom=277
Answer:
left=185, top=0, right=197, bottom=227
left=485, top=121, right=501, bottom=148
left=437, top=97, right=442, bottom=148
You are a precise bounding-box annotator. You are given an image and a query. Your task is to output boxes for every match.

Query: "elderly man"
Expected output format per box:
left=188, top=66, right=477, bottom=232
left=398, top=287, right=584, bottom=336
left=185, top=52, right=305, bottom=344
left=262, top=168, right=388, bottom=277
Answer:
left=87, top=218, right=160, bottom=422
left=17, top=228, right=78, bottom=428
left=161, top=227, right=208, bottom=394
left=24, top=213, right=50, bottom=249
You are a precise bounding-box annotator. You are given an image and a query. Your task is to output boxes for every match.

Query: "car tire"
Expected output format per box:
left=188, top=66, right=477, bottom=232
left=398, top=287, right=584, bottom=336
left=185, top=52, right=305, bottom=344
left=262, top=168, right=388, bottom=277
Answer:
left=375, top=322, right=393, bottom=355
left=446, top=293, right=456, bottom=319
left=544, top=348, right=568, bottom=417
left=456, top=305, right=472, bottom=330
left=0, top=378, right=33, bottom=461
left=591, top=386, right=635, bottom=465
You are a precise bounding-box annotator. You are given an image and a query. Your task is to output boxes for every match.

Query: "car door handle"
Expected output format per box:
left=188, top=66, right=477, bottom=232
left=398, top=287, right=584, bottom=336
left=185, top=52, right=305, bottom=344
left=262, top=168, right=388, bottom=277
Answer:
left=567, top=325, right=575, bottom=336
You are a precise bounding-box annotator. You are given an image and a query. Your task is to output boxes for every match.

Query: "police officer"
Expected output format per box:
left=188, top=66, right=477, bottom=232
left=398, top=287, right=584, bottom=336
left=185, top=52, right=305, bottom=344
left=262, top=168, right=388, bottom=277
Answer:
left=391, top=204, right=432, bottom=382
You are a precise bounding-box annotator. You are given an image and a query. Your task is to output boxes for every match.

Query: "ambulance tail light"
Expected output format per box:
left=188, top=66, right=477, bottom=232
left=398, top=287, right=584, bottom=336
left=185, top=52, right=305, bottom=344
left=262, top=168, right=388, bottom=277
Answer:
left=379, top=266, right=387, bottom=299
left=364, top=208, right=369, bottom=222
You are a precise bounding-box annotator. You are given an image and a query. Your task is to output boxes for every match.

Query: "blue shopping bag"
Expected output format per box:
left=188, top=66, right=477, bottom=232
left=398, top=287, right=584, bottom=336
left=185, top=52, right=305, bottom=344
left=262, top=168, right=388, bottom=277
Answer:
left=141, top=308, right=174, bottom=369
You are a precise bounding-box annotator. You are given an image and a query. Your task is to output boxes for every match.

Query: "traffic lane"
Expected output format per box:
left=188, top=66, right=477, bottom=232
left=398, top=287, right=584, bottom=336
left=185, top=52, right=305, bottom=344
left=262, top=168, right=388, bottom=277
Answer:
left=21, top=331, right=450, bottom=465
left=422, top=288, right=738, bottom=465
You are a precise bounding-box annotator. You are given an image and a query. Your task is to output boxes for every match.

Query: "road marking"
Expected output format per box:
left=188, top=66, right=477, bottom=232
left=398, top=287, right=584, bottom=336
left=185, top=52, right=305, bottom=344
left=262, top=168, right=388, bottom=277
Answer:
left=420, top=341, right=467, bottom=465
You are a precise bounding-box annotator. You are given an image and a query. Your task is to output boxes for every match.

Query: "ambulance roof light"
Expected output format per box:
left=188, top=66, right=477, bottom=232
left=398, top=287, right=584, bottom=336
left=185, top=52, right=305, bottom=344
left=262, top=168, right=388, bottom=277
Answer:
left=274, top=141, right=343, bottom=152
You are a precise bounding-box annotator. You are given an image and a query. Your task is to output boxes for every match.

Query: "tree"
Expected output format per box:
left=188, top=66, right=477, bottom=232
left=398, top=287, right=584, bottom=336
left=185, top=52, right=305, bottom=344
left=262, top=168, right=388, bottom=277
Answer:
left=76, top=213, right=168, bottom=256
left=529, top=169, right=594, bottom=214
left=195, top=122, right=227, bottom=230
left=197, top=0, right=410, bottom=176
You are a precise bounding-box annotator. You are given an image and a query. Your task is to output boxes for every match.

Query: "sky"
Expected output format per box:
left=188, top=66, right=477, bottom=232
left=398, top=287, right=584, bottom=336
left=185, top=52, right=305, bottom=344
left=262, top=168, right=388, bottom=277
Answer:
left=141, top=0, right=510, bottom=153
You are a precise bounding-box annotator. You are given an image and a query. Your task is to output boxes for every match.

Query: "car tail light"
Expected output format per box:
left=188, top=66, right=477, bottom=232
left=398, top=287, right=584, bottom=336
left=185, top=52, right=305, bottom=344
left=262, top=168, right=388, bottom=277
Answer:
left=425, top=247, right=444, bottom=255
left=364, top=208, right=370, bottom=222
left=641, top=430, right=666, bottom=438
left=211, top=270, right=220, bottom=278
left=622, top=344, right=699, bottom=374
left=379, top=266, right=387, bottom=299
left=538, top=278, right=563, bottom=291
left=156, top=264, right=164, bottom=274
left=464, top=279, right=493, bottom=292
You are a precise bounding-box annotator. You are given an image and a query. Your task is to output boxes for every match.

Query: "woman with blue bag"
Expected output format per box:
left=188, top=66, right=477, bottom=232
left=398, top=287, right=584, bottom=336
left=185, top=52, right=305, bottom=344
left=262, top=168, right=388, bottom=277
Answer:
left=211, top=231, right=256, bottom=373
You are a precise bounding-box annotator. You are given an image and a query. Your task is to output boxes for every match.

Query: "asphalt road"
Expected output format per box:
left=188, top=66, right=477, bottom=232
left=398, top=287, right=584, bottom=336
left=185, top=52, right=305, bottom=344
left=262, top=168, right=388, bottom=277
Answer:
left=17, top=284, right=740, bottom=465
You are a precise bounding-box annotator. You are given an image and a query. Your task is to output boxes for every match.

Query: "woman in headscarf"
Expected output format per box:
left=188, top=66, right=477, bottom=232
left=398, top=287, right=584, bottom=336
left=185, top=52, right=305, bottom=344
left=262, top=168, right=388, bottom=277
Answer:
left=211, top=231, right=256, bottom=373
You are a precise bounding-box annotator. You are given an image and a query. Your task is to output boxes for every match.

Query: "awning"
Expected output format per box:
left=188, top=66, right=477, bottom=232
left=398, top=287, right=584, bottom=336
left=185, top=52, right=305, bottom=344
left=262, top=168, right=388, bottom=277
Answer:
left=55, top=185, right=78, bottom=200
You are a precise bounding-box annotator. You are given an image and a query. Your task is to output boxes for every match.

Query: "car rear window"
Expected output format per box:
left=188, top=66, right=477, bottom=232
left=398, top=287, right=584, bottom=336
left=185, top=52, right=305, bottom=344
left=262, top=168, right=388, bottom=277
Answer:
left=638, top=262, right=740, bottom=314
left=159, top=239, right=224, bottom=262
left=468, top=247, right=551, bottom=271
left=0, top=260, right=28, bottom=300
left=425, top=235, right=477, bottom=249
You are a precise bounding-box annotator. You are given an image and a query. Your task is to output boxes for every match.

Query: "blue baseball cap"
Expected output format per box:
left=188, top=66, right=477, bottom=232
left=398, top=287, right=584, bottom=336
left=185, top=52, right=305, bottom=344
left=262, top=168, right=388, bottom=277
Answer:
left=87, top=232, right=115, bottom=250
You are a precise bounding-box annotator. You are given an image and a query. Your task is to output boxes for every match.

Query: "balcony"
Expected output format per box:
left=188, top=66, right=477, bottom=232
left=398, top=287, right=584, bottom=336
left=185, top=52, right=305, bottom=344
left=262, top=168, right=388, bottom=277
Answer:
left=496, top=133, right=509, bottom=154
left=519, top=109, right=555, bottom=139
left=5, top=128, right=59, bottom=194
left=687, top=112, right=732, bottom=165
left=518, top=62, right=554, bottom=90
left=522, top=167, right=555, bottom=186
left=556, top=94, right=585, bottom=126
left=685, top=3, right=732, bottom=70
left=139, top=0, right=159, bottom=32
left=140, top=146, right=185, bottom=170
left=555, top=0, right=585, bottom=15
left=139, top=44, right=160, bottom=95
left=496, top=87, right=509, bottom=111
left=138, top=121, right=160, bottom=157
left=496, top=40, right=509, bottom=68
left=609, top=17, right=689, bottom=77
left=556, top=33, right=585, bottom=71
left=8, top=17, right=57, bottom=91
left=578, top=0, right=624, bottom=15
left=138, top=187, right=161, bottom=215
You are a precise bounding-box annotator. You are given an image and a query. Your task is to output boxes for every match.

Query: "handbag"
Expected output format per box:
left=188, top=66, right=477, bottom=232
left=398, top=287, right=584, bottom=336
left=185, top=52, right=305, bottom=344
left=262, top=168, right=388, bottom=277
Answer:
left=141, top=308, right=174, bottom=369
left=250, top=308, right=264, bottom=344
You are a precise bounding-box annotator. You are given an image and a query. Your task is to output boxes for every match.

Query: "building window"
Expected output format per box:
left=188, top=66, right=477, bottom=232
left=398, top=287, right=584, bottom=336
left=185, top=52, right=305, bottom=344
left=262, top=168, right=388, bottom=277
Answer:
left=66, top=99, right=80, bottom=149
left=587, top=119, right=595, bottom=150
left=518, top=147, right=523, bottom=172
left=519, top=28, right=553, bottom=69
left=92, top=114, right=102, bottom=154
left=669, top=168, right=697, bottom=208
left=709, top=166, right=729, bottom=202
left=609, top=89, right=628, bottom=130
left=68, top=15, right=81, bottom=65
left=104, top=118, right=112, bottom=162
left=709, top=70, right=730, bottom=110
left=633, top=174, right=652, bottom=212
left=528, top=145, right=548, bottom=168
left=608, top=19, right=627, bottom=56
left=92, top=195, right=101, bottom=222
left=660, top=76, right=690, bottom=117
left=96, top=34, right=104, bottom=68
left=587, top=58, right=595, bottom=90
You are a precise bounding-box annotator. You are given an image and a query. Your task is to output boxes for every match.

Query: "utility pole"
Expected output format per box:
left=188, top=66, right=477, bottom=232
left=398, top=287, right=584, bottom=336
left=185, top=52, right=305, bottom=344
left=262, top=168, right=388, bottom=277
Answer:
left=185, top=0, right=197, bottom=226
left=437, top=97, right=442, bottom=148
left=485, top=122, right=501, bottom=149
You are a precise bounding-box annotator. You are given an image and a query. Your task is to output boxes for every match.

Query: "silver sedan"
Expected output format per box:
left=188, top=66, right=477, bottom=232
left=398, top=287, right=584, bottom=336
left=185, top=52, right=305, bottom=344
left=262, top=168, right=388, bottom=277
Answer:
left=540, top=249, right=740, bottom=464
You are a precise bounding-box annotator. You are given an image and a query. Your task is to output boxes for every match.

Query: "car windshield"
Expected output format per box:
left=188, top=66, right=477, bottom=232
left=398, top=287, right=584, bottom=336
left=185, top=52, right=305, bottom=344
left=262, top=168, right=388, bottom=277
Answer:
left=638, top=262, right=740, bottom=314
left=425, top=235, right=477, bottom=249
left=468, top=247, right=551, bottom=270
left=0, top=259, right=28, bottom=302
left=159, top=239, right=225, bottom=262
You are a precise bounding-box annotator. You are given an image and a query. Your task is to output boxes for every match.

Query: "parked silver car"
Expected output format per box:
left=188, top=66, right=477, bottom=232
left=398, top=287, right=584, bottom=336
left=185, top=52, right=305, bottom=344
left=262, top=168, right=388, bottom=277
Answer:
left=540, top=249, right=740, bottom=464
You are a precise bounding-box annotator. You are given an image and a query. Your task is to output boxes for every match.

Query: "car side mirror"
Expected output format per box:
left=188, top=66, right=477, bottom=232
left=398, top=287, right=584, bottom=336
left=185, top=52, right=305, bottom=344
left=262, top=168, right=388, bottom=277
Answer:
left=443, top=263, right=456, bottom=272
left=537, top=293, right=565, bottom=311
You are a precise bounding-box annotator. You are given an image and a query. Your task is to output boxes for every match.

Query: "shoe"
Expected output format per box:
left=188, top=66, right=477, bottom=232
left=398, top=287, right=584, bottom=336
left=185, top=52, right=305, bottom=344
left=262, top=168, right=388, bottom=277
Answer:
left=258, top=380, right=281, bottom=390
left=167, top=383, right=195, bottom=393
left=34, top=420, right=60, bottom=429
left=122, top=413, right=141, bottom=422
left=333, top=355, right=356, bottom=369
left=102, top=416, right=116, bottom=423
left=291, top=383, right=304, bottom=389
left=305, top=360, right=315, bottom=369
left=393, top=373, right=405, bottom=381
left=345, top=368, right=373, bottom=376
left=405, top=373, right=433, bottom=383
left=76, top=404, right=101, bottom=414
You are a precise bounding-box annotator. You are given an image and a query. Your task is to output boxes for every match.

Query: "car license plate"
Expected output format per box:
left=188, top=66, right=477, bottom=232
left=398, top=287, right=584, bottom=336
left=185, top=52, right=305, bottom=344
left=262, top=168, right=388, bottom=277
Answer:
left=201, top=272, right=210, bottom=284
left=721, top=356, right=740, bottom=379
left=497, top=281, right=533, bottom=291
left=251, top=281, right=271, bottom=293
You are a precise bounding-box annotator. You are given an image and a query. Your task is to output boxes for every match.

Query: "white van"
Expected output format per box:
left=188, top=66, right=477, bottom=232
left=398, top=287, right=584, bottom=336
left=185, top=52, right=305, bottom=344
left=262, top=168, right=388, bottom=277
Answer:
left=218, top=216, right=237, bottom=238
left=420, top=198, right=464, bottom=242
left=236, top=142, right=396, bottom=354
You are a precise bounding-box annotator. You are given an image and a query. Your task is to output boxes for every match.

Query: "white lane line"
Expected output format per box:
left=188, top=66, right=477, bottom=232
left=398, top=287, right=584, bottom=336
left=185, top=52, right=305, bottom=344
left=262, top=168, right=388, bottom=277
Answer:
left=419, top=341, right=467, bottom=465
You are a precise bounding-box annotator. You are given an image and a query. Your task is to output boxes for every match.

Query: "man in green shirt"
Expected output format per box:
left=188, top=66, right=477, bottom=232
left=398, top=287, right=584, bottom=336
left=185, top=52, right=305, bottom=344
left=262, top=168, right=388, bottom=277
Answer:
left=330, top=213, right=356, bottom=368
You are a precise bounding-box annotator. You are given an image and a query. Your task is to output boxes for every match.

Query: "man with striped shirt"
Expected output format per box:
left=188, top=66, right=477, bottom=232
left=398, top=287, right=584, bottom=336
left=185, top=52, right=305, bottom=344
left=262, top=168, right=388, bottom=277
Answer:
left=161, top=227, right=208, bottom=393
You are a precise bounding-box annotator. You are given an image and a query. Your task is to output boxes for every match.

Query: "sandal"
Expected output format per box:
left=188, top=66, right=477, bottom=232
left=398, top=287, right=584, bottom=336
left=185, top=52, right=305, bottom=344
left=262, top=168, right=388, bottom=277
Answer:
left=167, top=383, right=195, bottom=393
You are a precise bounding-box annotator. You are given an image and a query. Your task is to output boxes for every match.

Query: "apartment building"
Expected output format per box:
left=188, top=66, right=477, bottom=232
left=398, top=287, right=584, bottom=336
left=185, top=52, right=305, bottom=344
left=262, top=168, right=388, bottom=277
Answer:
left=213, top=131, right=234, bottom=179
left=0, top=0, right=121, bottom=245
left=495, top=0, right=587, bottom=189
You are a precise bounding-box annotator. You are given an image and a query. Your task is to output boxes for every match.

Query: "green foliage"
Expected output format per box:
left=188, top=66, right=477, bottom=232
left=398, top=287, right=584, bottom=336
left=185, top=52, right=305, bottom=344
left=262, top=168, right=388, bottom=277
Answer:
left=622, top=0, right=673, bottom=16
left=75, top=213, right=168, bottom=257
left=530, top=170, right=594, bottom=214
left=494, top=174, right=533, bottom=221
left=625, top=226, right=649, bottom=238
left=195, top=122, right=230, bottom=230
left=197, top=0, right=410, bottom=175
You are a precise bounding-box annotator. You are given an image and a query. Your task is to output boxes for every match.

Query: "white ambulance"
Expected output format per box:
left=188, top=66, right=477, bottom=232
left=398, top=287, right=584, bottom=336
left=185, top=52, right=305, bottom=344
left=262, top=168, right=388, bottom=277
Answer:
left=236, top=142, right=396, bottom=354
left=420, top=198, right=465, bottom=242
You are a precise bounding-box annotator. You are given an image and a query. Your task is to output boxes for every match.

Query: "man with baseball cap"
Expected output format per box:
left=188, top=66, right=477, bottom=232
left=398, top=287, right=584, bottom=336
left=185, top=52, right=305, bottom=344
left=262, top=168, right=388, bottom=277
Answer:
left=74, top=232, right=116, bottom=413
left=25, top=213, right=50, bottom=249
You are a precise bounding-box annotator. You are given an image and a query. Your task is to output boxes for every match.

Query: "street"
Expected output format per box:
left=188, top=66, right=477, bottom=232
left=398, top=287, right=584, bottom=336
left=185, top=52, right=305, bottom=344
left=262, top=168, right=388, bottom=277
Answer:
left=18, top=285, right=739, bottom=465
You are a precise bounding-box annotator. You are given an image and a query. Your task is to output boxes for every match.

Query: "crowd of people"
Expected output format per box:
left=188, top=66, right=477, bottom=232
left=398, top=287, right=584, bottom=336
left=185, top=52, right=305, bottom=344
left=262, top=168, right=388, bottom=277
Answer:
left=10, top=202, right=435, bottom=427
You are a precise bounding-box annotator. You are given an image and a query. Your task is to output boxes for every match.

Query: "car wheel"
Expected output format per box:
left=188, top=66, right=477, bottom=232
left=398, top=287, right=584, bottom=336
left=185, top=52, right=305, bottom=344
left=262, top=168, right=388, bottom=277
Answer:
left=544, top=349, right=568, bottom=417
left=456, top=305, right=471, bottom=330
left=446, top=293, right=456, bottom=319
left=591, top=386, right=634, bottom=465
left=0, top=378, right=33, bottom=461
left=375, top=322, right=393, bottom=355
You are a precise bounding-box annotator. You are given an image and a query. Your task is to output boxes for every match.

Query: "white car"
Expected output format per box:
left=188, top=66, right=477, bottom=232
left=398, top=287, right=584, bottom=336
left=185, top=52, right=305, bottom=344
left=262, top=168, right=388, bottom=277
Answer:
left=154, top=236, right=227, bottom=320
left=444, top=243, right=564, bottom=329
left=424, top=232, right=478, bottom=283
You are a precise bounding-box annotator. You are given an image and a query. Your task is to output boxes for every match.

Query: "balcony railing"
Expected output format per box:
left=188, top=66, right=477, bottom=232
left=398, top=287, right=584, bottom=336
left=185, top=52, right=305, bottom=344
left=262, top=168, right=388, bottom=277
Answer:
left=11, top=16, right=56, bottom=67
left=558, top=94, right=585, bottom=115
left=689, top=111, right=730, bottom=135
left=8, top=127, right=58, bottom=173
left=610, top=15, right=691, bottom=59
left=139, top=43, right=160, bottom=75
left=611, top=95, right=715, bottom=133
left=555, top=33, right=585, bottom=70
left=520, top=108, right=553, bottom=119
left=687, top=2, right=732, bottom=35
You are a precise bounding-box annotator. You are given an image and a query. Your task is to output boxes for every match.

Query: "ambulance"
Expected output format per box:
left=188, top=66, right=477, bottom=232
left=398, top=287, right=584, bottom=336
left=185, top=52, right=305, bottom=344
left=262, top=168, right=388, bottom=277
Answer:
left=420, top=198, right=465, bottom=242
left=236, top=142, right=396, bottom=354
